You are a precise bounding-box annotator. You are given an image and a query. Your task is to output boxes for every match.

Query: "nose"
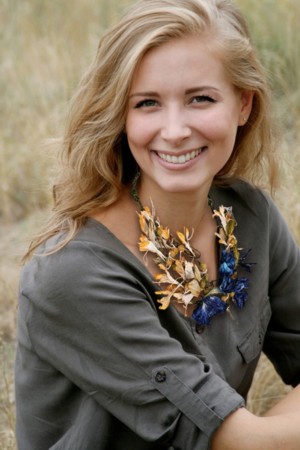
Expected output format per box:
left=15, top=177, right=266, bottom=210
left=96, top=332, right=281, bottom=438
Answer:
left=160, top=106, right=191, bottom=146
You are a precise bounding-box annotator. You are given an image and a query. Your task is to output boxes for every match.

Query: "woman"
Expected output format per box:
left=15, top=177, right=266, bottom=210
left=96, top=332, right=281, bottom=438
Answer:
left=15, top=0, right=300, bottom=449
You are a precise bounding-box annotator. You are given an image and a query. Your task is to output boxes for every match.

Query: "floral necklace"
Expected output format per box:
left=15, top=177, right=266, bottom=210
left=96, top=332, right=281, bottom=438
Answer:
left=131, top=175, right=254, bottom=326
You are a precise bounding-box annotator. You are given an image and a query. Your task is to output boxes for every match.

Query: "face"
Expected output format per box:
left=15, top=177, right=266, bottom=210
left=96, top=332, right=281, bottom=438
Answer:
left=125, top=35, right=253, bottom=197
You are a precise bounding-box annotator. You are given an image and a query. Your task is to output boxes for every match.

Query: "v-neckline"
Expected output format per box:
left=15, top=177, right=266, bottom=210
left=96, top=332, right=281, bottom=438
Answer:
left=86, top=186, right=222, bottom=283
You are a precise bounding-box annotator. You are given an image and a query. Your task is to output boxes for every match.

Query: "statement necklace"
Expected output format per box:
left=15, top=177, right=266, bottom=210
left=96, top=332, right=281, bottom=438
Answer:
left=131, top=175, right=254, bottom=326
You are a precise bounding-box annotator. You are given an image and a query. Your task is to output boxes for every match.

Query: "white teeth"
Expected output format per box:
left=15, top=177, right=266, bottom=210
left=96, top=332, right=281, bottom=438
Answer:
left=157, top=148, right=203, bottom=164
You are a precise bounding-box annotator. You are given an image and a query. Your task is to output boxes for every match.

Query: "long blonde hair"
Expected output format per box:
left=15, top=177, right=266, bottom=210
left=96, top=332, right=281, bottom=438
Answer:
left=24, top=0, right=278, bottom=260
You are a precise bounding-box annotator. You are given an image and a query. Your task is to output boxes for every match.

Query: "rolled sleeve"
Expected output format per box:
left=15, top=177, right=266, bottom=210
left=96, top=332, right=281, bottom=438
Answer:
left=152, top=366, right=244, bottom=436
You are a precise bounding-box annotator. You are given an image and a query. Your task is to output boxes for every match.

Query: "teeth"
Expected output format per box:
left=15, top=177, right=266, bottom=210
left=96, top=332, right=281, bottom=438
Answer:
left=157, top=148, right=203, bottom=164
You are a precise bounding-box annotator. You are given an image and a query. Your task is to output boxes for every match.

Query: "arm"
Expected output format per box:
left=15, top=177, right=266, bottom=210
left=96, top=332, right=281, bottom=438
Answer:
left=212, top=192, right=300, bottom=450
left=263, top=196, right=300, bottom=387
left=211, top=385, right=300, bottom=450
left=19, top=237, right=244, bottom=449
left=264, top=384, right=300, bottom=416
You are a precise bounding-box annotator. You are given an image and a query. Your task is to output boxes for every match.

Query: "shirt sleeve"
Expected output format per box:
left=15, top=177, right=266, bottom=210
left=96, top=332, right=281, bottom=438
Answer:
left=263, top=194, right=300, bottom=386
left=19, top=238, right=244, bottom=449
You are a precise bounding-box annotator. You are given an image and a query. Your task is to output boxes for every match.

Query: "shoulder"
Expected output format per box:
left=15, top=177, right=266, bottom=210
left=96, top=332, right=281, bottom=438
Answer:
left=211, top=180, right=297, bottom=255
left=34, top=218, right=132, bottom=265
left=20, top=219, right=150, bottom=303
left=211, top=180, right=273, bottom=221
left=24, top=219, right=118, bottom=274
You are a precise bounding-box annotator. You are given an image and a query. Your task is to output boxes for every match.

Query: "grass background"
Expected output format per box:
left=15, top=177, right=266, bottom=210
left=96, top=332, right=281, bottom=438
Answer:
left=0, top=0, right=299, bottom=448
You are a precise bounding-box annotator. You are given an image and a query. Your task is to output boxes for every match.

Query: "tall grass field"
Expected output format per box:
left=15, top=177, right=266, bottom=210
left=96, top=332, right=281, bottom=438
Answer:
left=0, top=0, right=299, bottom=448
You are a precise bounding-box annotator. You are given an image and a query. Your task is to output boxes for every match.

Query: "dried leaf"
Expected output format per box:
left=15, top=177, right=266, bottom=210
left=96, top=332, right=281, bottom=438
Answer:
left=184, top=261, right=194, bottom=279
left=188, top=279, right=201, bottom=296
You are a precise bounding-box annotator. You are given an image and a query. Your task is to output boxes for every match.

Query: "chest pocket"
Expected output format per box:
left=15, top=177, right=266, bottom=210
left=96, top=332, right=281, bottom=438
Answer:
left=237, top=299, right=272, bottom=364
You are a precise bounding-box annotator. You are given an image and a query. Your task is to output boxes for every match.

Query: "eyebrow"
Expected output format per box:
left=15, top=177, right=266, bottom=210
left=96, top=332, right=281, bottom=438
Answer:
left=129, top=86, right=220, bottom=99
left=128, top=91, right=158, bottom=99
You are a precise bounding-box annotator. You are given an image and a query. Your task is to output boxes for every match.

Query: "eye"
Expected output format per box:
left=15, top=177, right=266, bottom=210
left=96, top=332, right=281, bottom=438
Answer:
left=191, top=95, right=216, bottom=104
left=134, top=99, right=159, bottom=108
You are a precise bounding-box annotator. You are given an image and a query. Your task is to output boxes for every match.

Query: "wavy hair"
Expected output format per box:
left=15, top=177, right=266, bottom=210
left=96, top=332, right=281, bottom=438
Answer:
left=24, top=0, right=278, bottom=260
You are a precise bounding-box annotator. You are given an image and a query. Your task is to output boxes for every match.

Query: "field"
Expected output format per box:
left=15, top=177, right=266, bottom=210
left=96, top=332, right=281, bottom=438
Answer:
left=0, top=0, right=299, bottom=448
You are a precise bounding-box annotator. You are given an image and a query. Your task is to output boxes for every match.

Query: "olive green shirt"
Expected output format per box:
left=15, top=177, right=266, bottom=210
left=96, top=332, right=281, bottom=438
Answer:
left=15, top=182, right=300, bottom=449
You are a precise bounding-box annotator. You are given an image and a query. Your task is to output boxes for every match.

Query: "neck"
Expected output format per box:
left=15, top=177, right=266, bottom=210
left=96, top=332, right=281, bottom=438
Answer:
left=131, top=174, right=213, bottom=237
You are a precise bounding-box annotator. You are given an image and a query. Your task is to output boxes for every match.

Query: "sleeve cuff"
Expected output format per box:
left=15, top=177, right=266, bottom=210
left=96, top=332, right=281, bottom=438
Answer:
left=152, top=366, right=245, bottom=438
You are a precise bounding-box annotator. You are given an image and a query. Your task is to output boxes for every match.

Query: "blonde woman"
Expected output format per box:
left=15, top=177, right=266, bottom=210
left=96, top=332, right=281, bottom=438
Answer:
left=15, top=0, right=300, bottom=449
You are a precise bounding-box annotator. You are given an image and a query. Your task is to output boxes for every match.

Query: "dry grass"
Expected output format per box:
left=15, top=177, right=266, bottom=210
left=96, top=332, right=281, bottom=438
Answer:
left=1, top=0, right=300, bottom=448
left=247, top=354, right=293, bottom=416
left=0, top=340, right=16, bottom=450
left=0, top=212, right=45, bottom=449
left=0, top=0, right=133, bottom=223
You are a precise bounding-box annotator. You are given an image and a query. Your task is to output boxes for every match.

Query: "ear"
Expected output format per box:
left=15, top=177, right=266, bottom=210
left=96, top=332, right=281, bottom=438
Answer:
left=238, top=90, right=254, bottom=126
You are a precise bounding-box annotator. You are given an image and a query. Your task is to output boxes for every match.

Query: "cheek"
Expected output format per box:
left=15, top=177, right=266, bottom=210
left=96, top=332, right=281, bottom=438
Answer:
left=126, top=114, right=156, bottom=148
left=200, top=109, right=239, bottom=144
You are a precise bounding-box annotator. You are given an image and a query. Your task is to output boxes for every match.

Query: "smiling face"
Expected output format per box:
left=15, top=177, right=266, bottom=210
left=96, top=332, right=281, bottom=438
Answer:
left=125, top=35, right=253, bottom=197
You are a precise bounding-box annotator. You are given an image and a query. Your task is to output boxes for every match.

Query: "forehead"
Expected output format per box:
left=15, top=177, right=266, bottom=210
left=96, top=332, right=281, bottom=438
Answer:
left=130, top=35, right=230, bottom=92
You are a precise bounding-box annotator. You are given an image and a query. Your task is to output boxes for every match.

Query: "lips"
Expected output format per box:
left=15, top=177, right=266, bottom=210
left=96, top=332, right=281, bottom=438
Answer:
left=156, top=147, right=206, bottom=164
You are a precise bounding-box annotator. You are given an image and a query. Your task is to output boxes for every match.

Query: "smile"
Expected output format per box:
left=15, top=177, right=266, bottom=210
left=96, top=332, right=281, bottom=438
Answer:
left=156, top=148, right=206, bottom=164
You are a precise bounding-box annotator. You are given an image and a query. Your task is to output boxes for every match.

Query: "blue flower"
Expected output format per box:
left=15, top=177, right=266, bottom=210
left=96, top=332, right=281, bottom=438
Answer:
left=232, top=277, right=249, bottom=309
left=192, top=295, right=228, bottom=326
left=219, top=250, right=235, bottom=276
left=219, top=275, right=236, bottom=293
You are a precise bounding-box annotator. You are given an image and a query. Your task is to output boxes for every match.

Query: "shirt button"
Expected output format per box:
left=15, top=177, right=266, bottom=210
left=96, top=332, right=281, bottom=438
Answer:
left=195, top=324, right=205, bottom=334
left=155, top=370, right=167, bottom=382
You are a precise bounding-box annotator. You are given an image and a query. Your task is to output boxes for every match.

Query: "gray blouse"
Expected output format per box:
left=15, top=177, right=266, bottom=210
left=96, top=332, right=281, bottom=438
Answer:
left=15, top=181, right=300, bottom=449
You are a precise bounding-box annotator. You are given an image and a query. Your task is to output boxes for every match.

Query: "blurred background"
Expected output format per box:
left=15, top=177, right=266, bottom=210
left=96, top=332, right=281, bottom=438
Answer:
left=0, top=0, right=299, bottom=448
